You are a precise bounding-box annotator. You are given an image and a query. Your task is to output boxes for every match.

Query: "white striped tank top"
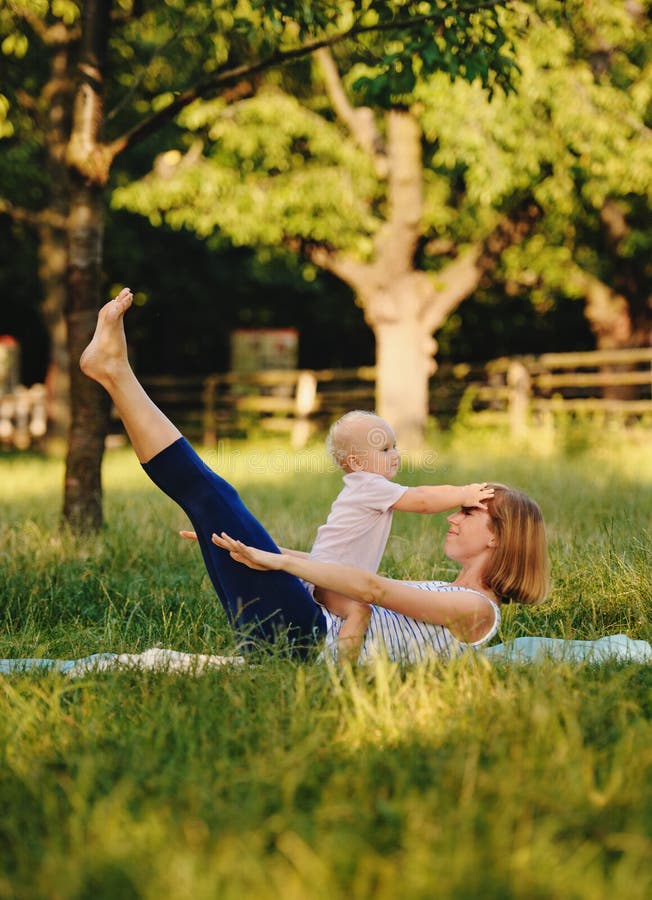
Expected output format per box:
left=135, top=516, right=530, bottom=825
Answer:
left=321, top=581, right=501, bottom=664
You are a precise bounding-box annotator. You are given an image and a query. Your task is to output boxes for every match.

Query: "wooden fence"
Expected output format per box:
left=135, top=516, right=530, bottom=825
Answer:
left=141, top=347, right=652, bottom=445
left=2, top=348, right=649, bottom=450
left=142, top=366, right=376, bottom=448
left=0, top=384, right=48, bottom=450
left=462, top=347, right=652, bottom=435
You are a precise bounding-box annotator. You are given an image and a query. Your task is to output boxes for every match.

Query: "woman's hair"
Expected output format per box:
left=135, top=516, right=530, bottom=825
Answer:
left=483, top=484, right=549, bottom=605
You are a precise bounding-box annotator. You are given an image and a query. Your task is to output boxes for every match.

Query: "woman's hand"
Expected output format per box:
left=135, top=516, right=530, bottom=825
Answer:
left=211, top=532, right=284, bottom=572
left=181, top=530, right=308, bottom=560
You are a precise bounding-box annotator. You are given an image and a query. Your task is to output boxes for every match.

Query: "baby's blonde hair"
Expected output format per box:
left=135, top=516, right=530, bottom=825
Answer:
left=326, top=410, right=382, bottom=469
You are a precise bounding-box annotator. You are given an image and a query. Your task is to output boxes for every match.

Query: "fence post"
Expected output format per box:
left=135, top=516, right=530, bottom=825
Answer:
left=291, top=371, right=318, bottom=449
left=13, top=386, right=33, bottom=450
left=202, top=375, right=218, bottom=448
left=28, top=384, right=48, bottom=444
left=0, top=394, right=15, bottom=446
left=507, top=360, right=530, bottom=438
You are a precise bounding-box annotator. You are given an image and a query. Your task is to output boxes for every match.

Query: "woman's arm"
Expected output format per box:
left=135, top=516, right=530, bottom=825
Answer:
left=212, top=532, right=495, bottom=643
left=181, top=530, right=309, bottom=559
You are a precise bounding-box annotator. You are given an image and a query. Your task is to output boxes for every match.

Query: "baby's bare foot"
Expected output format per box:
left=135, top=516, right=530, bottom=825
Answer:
left=80, top=288, right=134, bottom=384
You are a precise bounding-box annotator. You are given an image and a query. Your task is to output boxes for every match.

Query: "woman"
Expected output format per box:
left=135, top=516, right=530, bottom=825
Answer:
left=212, top=484, right=548, bottom=663
left=79, top=288, right=549, bottom=662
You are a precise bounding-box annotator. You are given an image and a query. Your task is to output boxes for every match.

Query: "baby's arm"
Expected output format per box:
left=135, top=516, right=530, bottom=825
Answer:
left=392, top=483, right=494, bottom=514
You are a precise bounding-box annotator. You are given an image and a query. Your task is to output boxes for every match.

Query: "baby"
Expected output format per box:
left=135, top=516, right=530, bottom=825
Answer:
left=309, top=410, right=493, bottom=658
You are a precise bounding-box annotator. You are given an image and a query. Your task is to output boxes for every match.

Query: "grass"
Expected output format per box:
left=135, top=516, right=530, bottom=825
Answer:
left=0, top=429, right=651, bottom=899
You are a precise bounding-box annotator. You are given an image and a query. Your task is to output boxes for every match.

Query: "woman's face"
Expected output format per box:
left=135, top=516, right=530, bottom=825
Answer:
left=444, top=506, right=495, bottom=564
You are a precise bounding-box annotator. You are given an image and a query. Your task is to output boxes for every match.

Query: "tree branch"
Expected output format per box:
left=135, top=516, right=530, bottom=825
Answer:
left=9, top=5, right=48, bottom=41
left=10, top=6, right=80, bottom=45
left=105, top=19, right=185, bottom=124
left=573, top=268, right=633, bottom=347
left=107, top=1, right=506, bottom=159
left=0, top=197, right=66, bottom=230
left=419, top=202, right=541, bottom=331
left=14, top=88, right=38, bottom=112
left=600, top=199, right=629, bottom=247
left=421, top=248, right=483, bottom=331
left=302, top=243, right=370, bottom=290
left=315, top=47, right=387, bottom=175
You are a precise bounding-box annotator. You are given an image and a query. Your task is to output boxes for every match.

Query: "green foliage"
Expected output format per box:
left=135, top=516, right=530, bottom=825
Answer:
left=0, top=0, right=524, bottom=357
left=351, top=1, right=518, bottom=105
left=115, top=90, right=378, bottom=251
left=1, top=1, right=516, bottom=149
left=0, top=436, right=651, bottom=897
left=2, top=0, right=650, bottom=382
left=423, top=0, right=652, bottom=330
left=109, top=1, right=521, bottom=254
left=421, top=0, right=652, bottom=302
left=107, top=2, right=521, bottom=256
left=113, top=0, right=651, bottom=343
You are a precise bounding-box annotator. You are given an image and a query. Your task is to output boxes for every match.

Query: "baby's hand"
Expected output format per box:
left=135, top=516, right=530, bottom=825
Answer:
left=462, top=483, right=494, bottom=509
left=180, top=530, right=198, bottom=541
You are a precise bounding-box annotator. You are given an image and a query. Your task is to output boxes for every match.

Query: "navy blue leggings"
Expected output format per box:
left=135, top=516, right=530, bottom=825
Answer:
left=142, top=438, right=326, bottom=654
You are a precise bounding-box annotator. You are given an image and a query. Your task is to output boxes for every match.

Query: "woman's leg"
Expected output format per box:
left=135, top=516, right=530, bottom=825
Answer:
left=81, top=289, right=325, bottom=651
left=142, top=436, right=326, bottom=648
left=80, top=288, right=182, bottom=463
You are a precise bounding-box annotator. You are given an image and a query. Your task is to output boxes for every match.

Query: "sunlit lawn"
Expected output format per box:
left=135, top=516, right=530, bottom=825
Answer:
left=0, top=427, right=650, bottom=899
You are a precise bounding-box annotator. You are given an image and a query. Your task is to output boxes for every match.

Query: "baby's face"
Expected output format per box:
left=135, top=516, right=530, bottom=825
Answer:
left=347, top=417, right=400, bottom=479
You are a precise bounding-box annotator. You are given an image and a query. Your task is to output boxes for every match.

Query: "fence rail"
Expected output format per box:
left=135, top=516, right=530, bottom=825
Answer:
left=2, top=348, right=650, bottom=451
left=141, top=347, right=652, bottom=445
left=143, top=366, right=377, bottom=447
left=466, top=346, right=652, bottom=436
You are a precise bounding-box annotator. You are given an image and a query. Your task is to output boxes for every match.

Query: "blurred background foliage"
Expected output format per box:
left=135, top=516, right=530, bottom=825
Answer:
left=1, top=0, right=650, bottom=385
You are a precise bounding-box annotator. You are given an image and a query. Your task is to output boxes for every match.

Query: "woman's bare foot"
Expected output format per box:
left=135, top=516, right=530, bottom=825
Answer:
left=80, top=288, right=134, bottom=386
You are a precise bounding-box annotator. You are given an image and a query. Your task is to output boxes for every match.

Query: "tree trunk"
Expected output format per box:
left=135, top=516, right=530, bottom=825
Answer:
left=365, top=109, right=431, bottom=448
left=374, top=318, right=435, bottom=450
left=39, top=230, right=70, bottom=443
left=62, top=0, right=111, bottom=530
left=40, top=38, right=75, bottom=441
left=582, top=273, right=638, bottom=400
left=63, top=182, right=109, bottom=529
left=309, top=109, right=485, bottom=448
left=580, top=201, right=652, bottom=399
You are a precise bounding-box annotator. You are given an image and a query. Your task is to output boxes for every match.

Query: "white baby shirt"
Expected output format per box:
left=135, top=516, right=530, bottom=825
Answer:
left=309, top=471, right=408, bottom=571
